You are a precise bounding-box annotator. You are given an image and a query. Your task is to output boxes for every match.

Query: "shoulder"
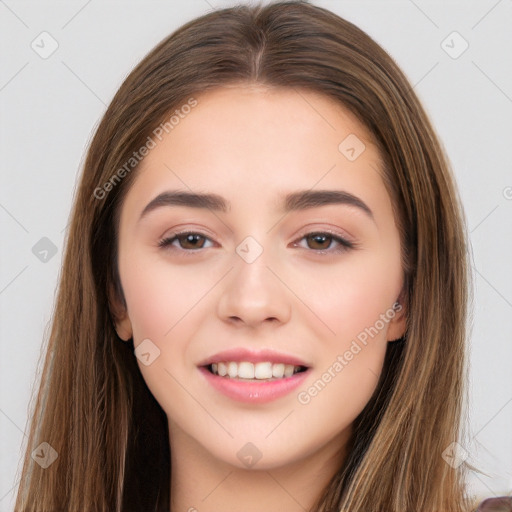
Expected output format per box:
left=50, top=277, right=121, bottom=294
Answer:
left=475, top=496, right=512, bottom=511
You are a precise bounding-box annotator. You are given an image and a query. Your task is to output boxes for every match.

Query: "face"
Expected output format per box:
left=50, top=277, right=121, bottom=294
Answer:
left=113, top=85, right=406, bottom=470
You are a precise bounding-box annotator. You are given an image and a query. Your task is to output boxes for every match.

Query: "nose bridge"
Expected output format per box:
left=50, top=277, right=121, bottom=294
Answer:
left=233, top=233, right=279, bottom=303
left=216, top=234, right=292, bottom=326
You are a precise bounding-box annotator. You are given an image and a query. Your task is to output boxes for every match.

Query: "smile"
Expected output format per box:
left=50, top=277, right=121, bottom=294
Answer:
left=198, top=348, right=311, bottom=403
left=208, top=361, right=307, bottom=380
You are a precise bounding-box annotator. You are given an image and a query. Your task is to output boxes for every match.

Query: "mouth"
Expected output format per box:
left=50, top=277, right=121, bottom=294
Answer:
left=205, top=361, right=308, bottom=381
left=198, top=349, right=311, bottom=403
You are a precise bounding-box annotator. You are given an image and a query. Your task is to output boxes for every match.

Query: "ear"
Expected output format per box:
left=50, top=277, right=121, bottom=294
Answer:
left=108, top=282, right=133, bottom=342
left=386, top=295, right=407, bottom=342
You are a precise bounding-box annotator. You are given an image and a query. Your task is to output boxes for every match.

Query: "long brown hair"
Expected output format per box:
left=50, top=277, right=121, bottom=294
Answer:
left=15, top=1, right=476, bottom=510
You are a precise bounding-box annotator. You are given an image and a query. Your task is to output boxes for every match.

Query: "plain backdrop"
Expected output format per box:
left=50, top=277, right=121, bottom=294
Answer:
left=1, top=0, right=511, bottom=510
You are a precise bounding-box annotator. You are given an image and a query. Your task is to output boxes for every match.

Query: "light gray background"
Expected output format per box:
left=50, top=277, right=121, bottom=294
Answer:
left=1, top=0, right=511, bottom=509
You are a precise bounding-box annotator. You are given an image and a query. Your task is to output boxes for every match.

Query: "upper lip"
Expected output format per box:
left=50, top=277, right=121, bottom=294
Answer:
left=198, top=348, right=310, bottom=368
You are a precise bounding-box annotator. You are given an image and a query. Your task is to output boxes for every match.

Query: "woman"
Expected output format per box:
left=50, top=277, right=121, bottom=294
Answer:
left=15, top=1, right=496, bottom=510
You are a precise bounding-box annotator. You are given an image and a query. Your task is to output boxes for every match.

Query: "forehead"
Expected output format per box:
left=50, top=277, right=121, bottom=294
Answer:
left=121, top=85, right=389, bottom=222
left=157, top=84, right=377, bottom=163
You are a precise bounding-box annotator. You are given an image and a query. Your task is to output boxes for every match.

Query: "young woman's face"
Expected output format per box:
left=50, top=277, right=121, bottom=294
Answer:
left=114, top=85, right=406, bottom=470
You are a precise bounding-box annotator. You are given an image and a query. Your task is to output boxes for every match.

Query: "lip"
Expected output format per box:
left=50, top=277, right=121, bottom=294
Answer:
left=197, top=347, right=310, bottom=367
left=198, top=366, right=311, bottom=404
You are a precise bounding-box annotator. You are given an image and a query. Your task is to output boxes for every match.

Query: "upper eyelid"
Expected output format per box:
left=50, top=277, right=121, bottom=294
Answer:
left=161, top=228, right=351, bottom=240
left=160, top=229, right=353, bottom=248
left=161, top=221, right=354, bottom=240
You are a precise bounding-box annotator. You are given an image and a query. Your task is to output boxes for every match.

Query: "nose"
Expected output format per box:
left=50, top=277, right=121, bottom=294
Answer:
left=216, top=246, right=292, bottom=329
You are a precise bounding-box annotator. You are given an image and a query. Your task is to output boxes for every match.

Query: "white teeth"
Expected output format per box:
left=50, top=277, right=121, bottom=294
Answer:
left=272, top=363, right=285, bottom=378
left=209, top=361, right=304, bottom=380
left=254, top=362, right=272, bottom=379
left=227, top=361, right=238, bottom=378
left=238, top=362, right=255, bottom=379
left=218, top=362, right=227, bottom=376
left=284, top=364, right=295, bottom=377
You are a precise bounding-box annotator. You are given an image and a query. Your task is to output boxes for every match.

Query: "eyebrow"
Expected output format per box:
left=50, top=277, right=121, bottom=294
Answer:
left=138, top=189, right=374, bottom=221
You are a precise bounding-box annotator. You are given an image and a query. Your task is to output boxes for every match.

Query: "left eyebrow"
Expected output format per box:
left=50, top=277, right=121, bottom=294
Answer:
left=138, top=189, right=374, bottom=222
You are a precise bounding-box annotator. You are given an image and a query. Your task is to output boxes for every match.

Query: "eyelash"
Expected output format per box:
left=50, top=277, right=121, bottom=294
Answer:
left=157, top=230, right=355, bottom=256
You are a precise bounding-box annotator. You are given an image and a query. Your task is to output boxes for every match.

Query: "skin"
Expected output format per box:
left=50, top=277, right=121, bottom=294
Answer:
left=112, top=85, right=406, bottom=512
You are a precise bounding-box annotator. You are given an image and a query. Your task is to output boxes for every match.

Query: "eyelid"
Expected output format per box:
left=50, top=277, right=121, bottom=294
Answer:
left=157, top=230, right=216, bottom=251
left=291, top=229, right=355, bottom=254
left=158, top=226, right=357, bottom=255
left=292, top=224, right=354, bottom=242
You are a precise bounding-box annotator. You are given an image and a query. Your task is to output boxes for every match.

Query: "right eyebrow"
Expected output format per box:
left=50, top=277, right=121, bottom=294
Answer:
left=138, top=188, right=374, bottom=223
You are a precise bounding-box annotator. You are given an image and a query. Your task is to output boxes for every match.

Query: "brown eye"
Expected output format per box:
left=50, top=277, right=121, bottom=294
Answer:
left=294, top=231, right=354, bottom=254
left=176, top=233, right=207, bottom=249
left=305, top=233, right=333, bottom=250
left=158, top=232, right=214, bottom=251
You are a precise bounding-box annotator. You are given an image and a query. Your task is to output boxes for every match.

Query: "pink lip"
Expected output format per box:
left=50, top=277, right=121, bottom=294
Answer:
left=198, top=347, right=309, bottom=367
left=198, top=366, right=311, bottom=404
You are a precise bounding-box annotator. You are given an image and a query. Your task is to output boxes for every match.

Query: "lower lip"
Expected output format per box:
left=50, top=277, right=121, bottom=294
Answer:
left=198, top=366, right=311, bottom=404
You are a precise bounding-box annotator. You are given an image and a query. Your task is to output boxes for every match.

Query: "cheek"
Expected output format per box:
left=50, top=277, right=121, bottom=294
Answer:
left=119, top=253, right=228, bottom=389
left=294, top=249, right=401, bottom=344
left=292, top=256, right=397, bottom=425
left=119, top=256, right=216, bottom=415
left=120, top=252, right=217, bottom=342
left=294, top=342, right=387, bottom=446
left=290, top=248, right=400, bottom=410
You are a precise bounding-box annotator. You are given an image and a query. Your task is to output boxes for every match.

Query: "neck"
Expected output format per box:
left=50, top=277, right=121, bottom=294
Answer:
left=168, top=421, right=351, bottom=512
